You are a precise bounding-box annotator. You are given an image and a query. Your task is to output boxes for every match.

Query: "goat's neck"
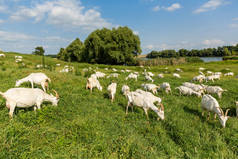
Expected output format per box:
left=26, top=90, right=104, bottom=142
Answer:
left=214, top=108, right=223, bottom=117
left=18, top=77, right=31, bottom=84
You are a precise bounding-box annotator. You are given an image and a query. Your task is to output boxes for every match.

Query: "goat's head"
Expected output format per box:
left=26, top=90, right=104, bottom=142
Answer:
left=50, top=90, right=60, bottom=106
left=217, top=107, right=230, bottom=128
left=156, top=103, right=165, bottom=120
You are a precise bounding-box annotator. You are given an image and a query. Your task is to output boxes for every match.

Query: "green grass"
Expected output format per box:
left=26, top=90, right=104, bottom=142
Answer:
left=0, top=52, right=238, bottom=158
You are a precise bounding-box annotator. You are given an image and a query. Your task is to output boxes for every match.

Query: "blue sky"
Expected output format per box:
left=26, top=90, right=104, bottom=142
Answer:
left=0, top=0, right=237, bottom=54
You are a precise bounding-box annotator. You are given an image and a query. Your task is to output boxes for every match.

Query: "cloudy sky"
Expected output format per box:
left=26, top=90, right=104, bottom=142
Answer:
left=0, top=0, right=237, bottom=54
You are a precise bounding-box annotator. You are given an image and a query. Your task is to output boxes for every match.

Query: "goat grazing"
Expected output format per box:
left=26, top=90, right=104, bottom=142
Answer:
left=125, top=91, right=164, bottom=120
left=201, top=94, right=230, bottom=128
left=107, top=83, right=117, bottom=102
left=86, top=77, right=102, bottom=92
left=0, top=88, right=59, bottom=118
left=15, top=73, right=51, bottom=92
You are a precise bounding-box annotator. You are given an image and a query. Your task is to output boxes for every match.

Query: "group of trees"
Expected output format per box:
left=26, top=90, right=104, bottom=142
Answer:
left=146, top=45, right=238, bottom=59
left=56, top=26, right=141, bottom=65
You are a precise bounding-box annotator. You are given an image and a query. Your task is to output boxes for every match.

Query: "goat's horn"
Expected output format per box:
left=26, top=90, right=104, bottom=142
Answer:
left=160, top=103, right=164, bottom=111
left=217, top=107, right=224, bottom=116
left=53, top=90, right=59, bottom=98
left=225, top=109, right=230, bottom=116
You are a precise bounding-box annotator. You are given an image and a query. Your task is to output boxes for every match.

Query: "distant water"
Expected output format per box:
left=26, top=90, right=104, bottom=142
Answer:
left=200, top=57, right=223, bottom=62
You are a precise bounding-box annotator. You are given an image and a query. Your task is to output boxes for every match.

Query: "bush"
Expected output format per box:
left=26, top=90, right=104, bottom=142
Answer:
left=185, top=57, right=203, bottom=63
left=223, top=56, right=238, bottom=60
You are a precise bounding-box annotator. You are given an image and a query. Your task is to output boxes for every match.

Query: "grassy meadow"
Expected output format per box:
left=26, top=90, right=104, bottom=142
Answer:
left=0, top=52, right=238, bottom=158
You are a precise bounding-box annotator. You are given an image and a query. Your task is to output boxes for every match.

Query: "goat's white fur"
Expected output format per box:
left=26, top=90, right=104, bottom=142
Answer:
left=15, top=73, right=51, bottom=92
left=0, top=88, right=59, bottom=118
left=201, top=94, right=230, bottom=128
left=125, top=91, right=164, bottom=120
left=107, top=83, right=117, bottom=102
left=86, top=77, right=102, bottom=92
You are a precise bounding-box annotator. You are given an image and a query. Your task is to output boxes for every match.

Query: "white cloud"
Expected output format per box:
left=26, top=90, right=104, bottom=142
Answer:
left=202, top=39, right=225, bottom=46
left=10, top=0, right=113, bottom=31
left=232, top=17, right=238, bottom=21
left=0, top=5, right=7, bottom=12
left=0, top=19, right=4, bottom=23
left=230, top=23, right=238, bottom=28
left=194, top=0, right=225, bottom=14
left=0, top=30, right=34, bottom=41
left=152, top=5, right=160, bottom=12
left=164, top=3, right=181, bottom=12
left=0, top=30, right=71, bottom=54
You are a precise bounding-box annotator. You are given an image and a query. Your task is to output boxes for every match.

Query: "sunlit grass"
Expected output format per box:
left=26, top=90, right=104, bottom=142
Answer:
left=0, top=52, right=237, bottom=158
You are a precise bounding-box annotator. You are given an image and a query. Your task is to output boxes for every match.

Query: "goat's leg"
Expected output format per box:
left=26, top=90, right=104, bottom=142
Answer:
left=9, top=103, right=16, bottom=119
left=41, top=82, right=46, bottom=92
left=143, top=108, right=149, bottom=120
left=214, top=113, right=217, bottom=120
left=36, top=101, right=42, bottom=110
left=30, top=80, right=34, bottom=89
left=207, top=112, right=210, bottom=120
left=126, top=102, right=130, bottom=115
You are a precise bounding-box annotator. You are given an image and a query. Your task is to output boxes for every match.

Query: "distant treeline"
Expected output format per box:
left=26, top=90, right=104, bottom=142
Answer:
left=146, top=45, right=238, bottom=58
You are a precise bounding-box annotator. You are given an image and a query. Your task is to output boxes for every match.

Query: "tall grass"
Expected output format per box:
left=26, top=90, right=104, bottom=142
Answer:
left=0, top=52, right=237, bottom=158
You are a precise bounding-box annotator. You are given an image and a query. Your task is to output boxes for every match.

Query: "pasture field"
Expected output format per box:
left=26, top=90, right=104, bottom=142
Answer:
left=0, top=52, right=238, bottom=158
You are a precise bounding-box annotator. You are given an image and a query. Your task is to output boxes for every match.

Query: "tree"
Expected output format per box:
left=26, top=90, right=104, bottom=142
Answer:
left=57, top=38, right=84, bottom=62
left=83, top=26, right=141, bottom=65
left=33, top=46, right=45, bottom=56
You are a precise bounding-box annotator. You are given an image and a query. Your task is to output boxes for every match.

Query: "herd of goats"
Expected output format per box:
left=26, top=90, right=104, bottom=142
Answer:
left=0, top=53, right=238, bottom=128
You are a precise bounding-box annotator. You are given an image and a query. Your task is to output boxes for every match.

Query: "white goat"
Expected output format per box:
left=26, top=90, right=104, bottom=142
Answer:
left=145, top=75, right=154, bottom=83
left=224, top=72, right=234, bottom=76
left=125, top=73, right=138, bottom=81
left=202, top=85, right=226, bottom=98
left=158, top=82, right=171, bottom=94
left=125, top=91, right=164, bottom=120
left=176, top=68, right=183, bottom=72
left=0, top=53, right=5, bottom=57
left=183, top=82, right=205, bottom=94
left=107, top=73, right=119, bottom=78
left=192, top=75, right=205, bottom=83
left=95, top=71, right=106, bottom=78
left=121, top=85, right=130, bottom=96
left=86, top=77, right=102, bottom=93
left=176, top=86, right=202, bottom=97
left=173, top=73, right=181, bottom=78
left=0, top=88, right=59, bottom=118
left=201, top=94, right=230, bottom=128
left=199, top=67, right=206, bottom=71
left=15, top=73, right=51, bottom=92
left=135, top=89, right=162, bottom=104
left=15, top=59, right=22, bottom=63
left=107, top=83, right=117, bottom=102
left=158, top=74, right=164, bottom=78
left=15, top=56, right=22, bottom=59
left=141, top=83, right=159, bottom=94
left=112, top=68, right=117, bottom=72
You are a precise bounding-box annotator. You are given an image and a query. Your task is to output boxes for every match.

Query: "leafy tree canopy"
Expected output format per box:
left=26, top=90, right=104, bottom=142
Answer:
left=33, top=46, right=45, bottom=56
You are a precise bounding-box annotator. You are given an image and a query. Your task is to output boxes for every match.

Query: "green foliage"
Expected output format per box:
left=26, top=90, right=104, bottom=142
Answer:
left=32, top=46, right=45, bottom=56
left=57, top=38, right=84, bottom=62
left=146, top=44, right=238, bottom=58
left=185, top=57, right=203, bottom=63
left=83, top=26, right=141, bottom=65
